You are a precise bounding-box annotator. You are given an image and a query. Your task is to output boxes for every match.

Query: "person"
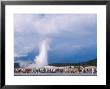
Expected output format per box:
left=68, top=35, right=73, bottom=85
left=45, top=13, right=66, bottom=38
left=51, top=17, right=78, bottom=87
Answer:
left=92, top=68, right=94, bottom=74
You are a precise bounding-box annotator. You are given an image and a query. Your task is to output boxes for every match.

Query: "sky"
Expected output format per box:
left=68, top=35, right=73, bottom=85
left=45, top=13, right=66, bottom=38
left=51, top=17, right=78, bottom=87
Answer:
left=14, top=14, right=97, bottom=63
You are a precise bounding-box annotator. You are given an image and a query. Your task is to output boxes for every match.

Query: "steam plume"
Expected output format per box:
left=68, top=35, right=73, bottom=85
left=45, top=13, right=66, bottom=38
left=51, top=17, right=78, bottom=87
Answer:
left=35, top=40, right=48, bottom=67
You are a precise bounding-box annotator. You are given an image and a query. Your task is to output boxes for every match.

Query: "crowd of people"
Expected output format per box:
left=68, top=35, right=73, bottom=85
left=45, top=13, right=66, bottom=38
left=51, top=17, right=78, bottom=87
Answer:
left=14, top=65, right=97, bottom=74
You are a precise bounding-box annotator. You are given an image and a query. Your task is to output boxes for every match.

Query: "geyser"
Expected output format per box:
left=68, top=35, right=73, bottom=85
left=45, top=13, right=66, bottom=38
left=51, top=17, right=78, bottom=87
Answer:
left=35, top=40, right=48, bottom=67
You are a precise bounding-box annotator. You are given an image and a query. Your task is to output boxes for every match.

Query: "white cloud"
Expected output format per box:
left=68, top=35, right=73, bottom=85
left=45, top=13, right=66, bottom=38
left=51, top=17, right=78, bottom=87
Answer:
left=14, top=14, right=96, bottom=35
left=14, top=14, right=97, bottom=56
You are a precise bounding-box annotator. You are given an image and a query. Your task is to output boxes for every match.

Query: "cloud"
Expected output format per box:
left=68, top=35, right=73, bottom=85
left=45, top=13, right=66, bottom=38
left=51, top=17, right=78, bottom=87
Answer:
left=14, top=14, right=97, bottom=60
left=14, top=14, right=96, bottom=35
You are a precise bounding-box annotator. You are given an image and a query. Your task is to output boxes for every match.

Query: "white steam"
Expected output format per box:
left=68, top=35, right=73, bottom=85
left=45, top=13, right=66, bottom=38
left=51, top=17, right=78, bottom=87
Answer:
left=34, top=40, right=48, bottom=67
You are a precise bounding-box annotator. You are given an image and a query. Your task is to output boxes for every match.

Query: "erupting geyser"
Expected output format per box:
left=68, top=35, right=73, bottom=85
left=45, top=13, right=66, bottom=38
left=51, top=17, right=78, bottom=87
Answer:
left=35, top=40, right=48, bottom=67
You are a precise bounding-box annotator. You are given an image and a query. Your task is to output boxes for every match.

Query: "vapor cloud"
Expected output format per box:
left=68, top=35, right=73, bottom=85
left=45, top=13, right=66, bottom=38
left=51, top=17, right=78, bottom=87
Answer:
left=14, top=14, right=97, bottom=63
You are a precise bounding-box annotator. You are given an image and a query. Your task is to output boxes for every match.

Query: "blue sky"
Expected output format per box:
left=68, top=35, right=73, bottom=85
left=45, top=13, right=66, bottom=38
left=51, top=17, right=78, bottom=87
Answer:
left=14, top=14, right=97, bottom=63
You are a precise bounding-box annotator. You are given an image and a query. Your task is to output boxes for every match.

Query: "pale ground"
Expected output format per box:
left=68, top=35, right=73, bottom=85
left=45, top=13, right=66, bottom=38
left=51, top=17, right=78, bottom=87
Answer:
left=14, top=72, right=97, bottom=76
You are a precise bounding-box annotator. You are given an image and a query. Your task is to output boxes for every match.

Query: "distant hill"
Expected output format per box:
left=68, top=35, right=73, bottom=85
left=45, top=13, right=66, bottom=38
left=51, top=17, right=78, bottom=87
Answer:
left=14, top=63, right=20, bottom=68
left=82, top=59, right=97, bottom=66
left=49, top=59, right=97, bottom=67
